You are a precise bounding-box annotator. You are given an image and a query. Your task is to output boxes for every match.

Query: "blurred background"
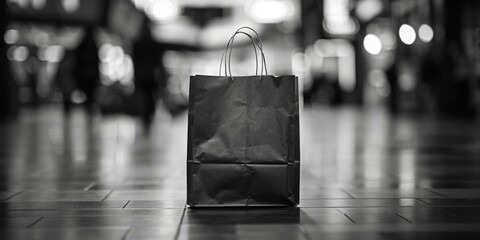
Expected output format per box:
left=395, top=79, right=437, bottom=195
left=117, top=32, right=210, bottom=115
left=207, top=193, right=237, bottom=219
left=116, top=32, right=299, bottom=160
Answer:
left=1, top=0, right=479, bottom=124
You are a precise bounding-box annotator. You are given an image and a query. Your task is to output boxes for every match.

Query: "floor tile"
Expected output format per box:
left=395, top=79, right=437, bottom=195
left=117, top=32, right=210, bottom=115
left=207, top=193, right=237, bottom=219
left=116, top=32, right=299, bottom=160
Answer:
left=382, top=232, right=480, bottom=240
left=7, top=182, right=95, bottom=191
left=395, top=208, right=467, bottom=223
left=0, top=227, right=129, bottom=240
left=419, top=198, right=480, bottom=206
left=0, top=192, right=20, bottom=201
left=234, top=224, right=308, bottom=240
left=127, top=226, right=178, bottom=240
left=0, top=218, right=42, bottom=228
left=300, top=189, right=353, bottom=199
left=5, top=191, right=112, bottom=202
left=342, top=189, right=445, bottom=199
left=439, top=207, right=480, bottom=223
left=33, top=215, right=183, bottom=228
left=5, top=209, right=185, bottom=218
left=90, top=182, right=166, bottom=190
left=305, top=232, right=386, bottom=240
left=428, top=189, right=480, bottom=198
left=0, top=201, right=128, bottom=210
left=125, top=200, right=186, bottom=209
left=184, top=208, right=305, bottom=225
left=338, top=211, right=409, bottom=224
left=0, top=105, right=479, bottom=239
left=301, top=213, right=354, bottom=224
left=299, top=199, right=427, bottom=208
left=105, top=190, right=185, bottom=201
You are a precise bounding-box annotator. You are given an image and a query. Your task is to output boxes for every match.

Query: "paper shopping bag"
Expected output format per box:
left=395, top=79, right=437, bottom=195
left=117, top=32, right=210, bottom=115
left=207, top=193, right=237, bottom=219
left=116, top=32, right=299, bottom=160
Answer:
left=187, top=27, right=300, bottom=207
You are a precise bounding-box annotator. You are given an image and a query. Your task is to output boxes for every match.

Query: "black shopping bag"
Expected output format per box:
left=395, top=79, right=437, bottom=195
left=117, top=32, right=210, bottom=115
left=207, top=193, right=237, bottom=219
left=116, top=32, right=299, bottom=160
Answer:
left=187, top=27, right=300, bottom=207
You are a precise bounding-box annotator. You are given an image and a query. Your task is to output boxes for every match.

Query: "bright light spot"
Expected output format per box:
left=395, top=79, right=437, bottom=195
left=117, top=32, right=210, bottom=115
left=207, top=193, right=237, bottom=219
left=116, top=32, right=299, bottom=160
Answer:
left=418, top=24, right=434, bottom=43
left=314, top=39, right=336, bottom=57
left=132, top=0, right=148, bottom=10
left=292, top=52, right=308, bottom=72
left=8, top=46, right=29, bottom=62
left=399, top=24, right=416, bottom=45
left=38, top=45, right=65, bottom=63
left=99, top=44, right=134, bottom=87
left=4, top=29, right=20, bottom=44
left=119, top=55, right=134, bottom=85
left=99, top=44, right=112, bottom=62
left=145, top=0, right=180, bottom=23
left=336, top=41, right=356, bottom=92
left=363, top=34, right=382, bottom=55
left=322, top=16, right=359, bottom=35
left=247, top=0, right=295, bottom=24
left=62, top=0, right=80, bottom=13
left=355, top=0, right=383, bottom=22
left=99, top=44, right=124, bottom=64
left=323, top=0, right=359, bottom=35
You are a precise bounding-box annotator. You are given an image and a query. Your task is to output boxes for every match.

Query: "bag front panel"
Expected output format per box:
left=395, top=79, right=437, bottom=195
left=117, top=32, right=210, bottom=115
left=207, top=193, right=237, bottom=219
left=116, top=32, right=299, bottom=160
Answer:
left=193, top=76, right=248, bottom=164
left=187, top=75, right=300, bottom=207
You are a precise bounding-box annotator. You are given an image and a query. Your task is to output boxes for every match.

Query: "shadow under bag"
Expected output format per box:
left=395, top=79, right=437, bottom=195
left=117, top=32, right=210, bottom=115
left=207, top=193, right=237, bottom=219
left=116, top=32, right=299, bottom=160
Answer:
left=187, top=27, right=300, bottom=207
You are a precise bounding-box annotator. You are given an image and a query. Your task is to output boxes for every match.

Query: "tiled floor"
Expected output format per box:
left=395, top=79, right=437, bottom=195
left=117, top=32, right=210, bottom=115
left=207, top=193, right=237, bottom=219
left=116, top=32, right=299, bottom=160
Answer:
left=0, top=105, right=480, bottom=239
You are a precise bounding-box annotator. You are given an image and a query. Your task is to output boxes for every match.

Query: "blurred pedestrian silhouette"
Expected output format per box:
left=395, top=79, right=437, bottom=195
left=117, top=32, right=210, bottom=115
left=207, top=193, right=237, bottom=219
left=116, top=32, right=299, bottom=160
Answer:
left=132, top=20, right=163, bottom=133
left=56, top=50, right=76, bottom=114
left=74, top=27, right=100, bottom=115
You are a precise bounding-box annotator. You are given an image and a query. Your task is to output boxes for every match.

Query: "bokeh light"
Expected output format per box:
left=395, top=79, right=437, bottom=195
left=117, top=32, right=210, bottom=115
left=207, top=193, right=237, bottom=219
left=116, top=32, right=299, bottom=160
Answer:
left=363, top=34, right=382, bottom=55
left=418, top=24, right=434, bottom=43
left=62, top=0, right=80, bottom=13
left=399, top=24, right=416, bottom=45
left=4, top=29, right=20, bottom=44
left=145, top=0, right=180, bottom=23
left=247, top=0, right=295, bottom=24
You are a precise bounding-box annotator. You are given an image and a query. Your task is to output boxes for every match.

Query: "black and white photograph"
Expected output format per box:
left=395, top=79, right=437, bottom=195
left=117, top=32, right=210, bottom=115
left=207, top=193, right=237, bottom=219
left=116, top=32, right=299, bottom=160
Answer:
left=0, top=0, right=480, bottom=239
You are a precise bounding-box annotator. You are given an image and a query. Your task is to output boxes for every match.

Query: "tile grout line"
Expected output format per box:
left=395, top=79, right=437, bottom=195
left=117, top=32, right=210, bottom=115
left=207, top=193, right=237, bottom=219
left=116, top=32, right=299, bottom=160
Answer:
left=1, top=191, right=23, bottom=202
left=334, top=208, right=345, bottom=214
left=83, top=183, right=97, bottom=191
left=342, top=213, right=357, bottom=224
left=173, top=203, right=187, bottom=240
left=336, top=208, right=356, bottom=224
left=339, top=188, right=356, bottom=199
left=27, top=217, right=44, bottom=228
left=101, top=190, right=114, bottom=202
left=122, top=200, right=131, bottom=209
left=423, top=188, right=450, bottom=198
left=122, top=226, right=134, bottom=240
left=416, top=198, right=434, bottom=206
left=394, top=212, right=413, bottom=224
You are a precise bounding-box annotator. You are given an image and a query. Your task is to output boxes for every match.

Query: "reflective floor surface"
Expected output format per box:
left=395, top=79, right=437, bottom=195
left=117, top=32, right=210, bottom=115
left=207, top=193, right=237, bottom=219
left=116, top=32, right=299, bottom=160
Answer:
left=1, top=105, right=480, bottom=239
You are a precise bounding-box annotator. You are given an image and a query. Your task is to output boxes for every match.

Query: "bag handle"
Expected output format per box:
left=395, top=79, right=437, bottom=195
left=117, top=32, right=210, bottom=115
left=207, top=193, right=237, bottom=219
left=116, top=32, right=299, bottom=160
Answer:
left=227, top=31, right=268, bottom=78
left=227, top=27, right=268, bottom=77
left=219, top=32, right=261, bottom=76
left=219, top=27, right=268, bottom=80
left=219, top=30, right=266, bottom=78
